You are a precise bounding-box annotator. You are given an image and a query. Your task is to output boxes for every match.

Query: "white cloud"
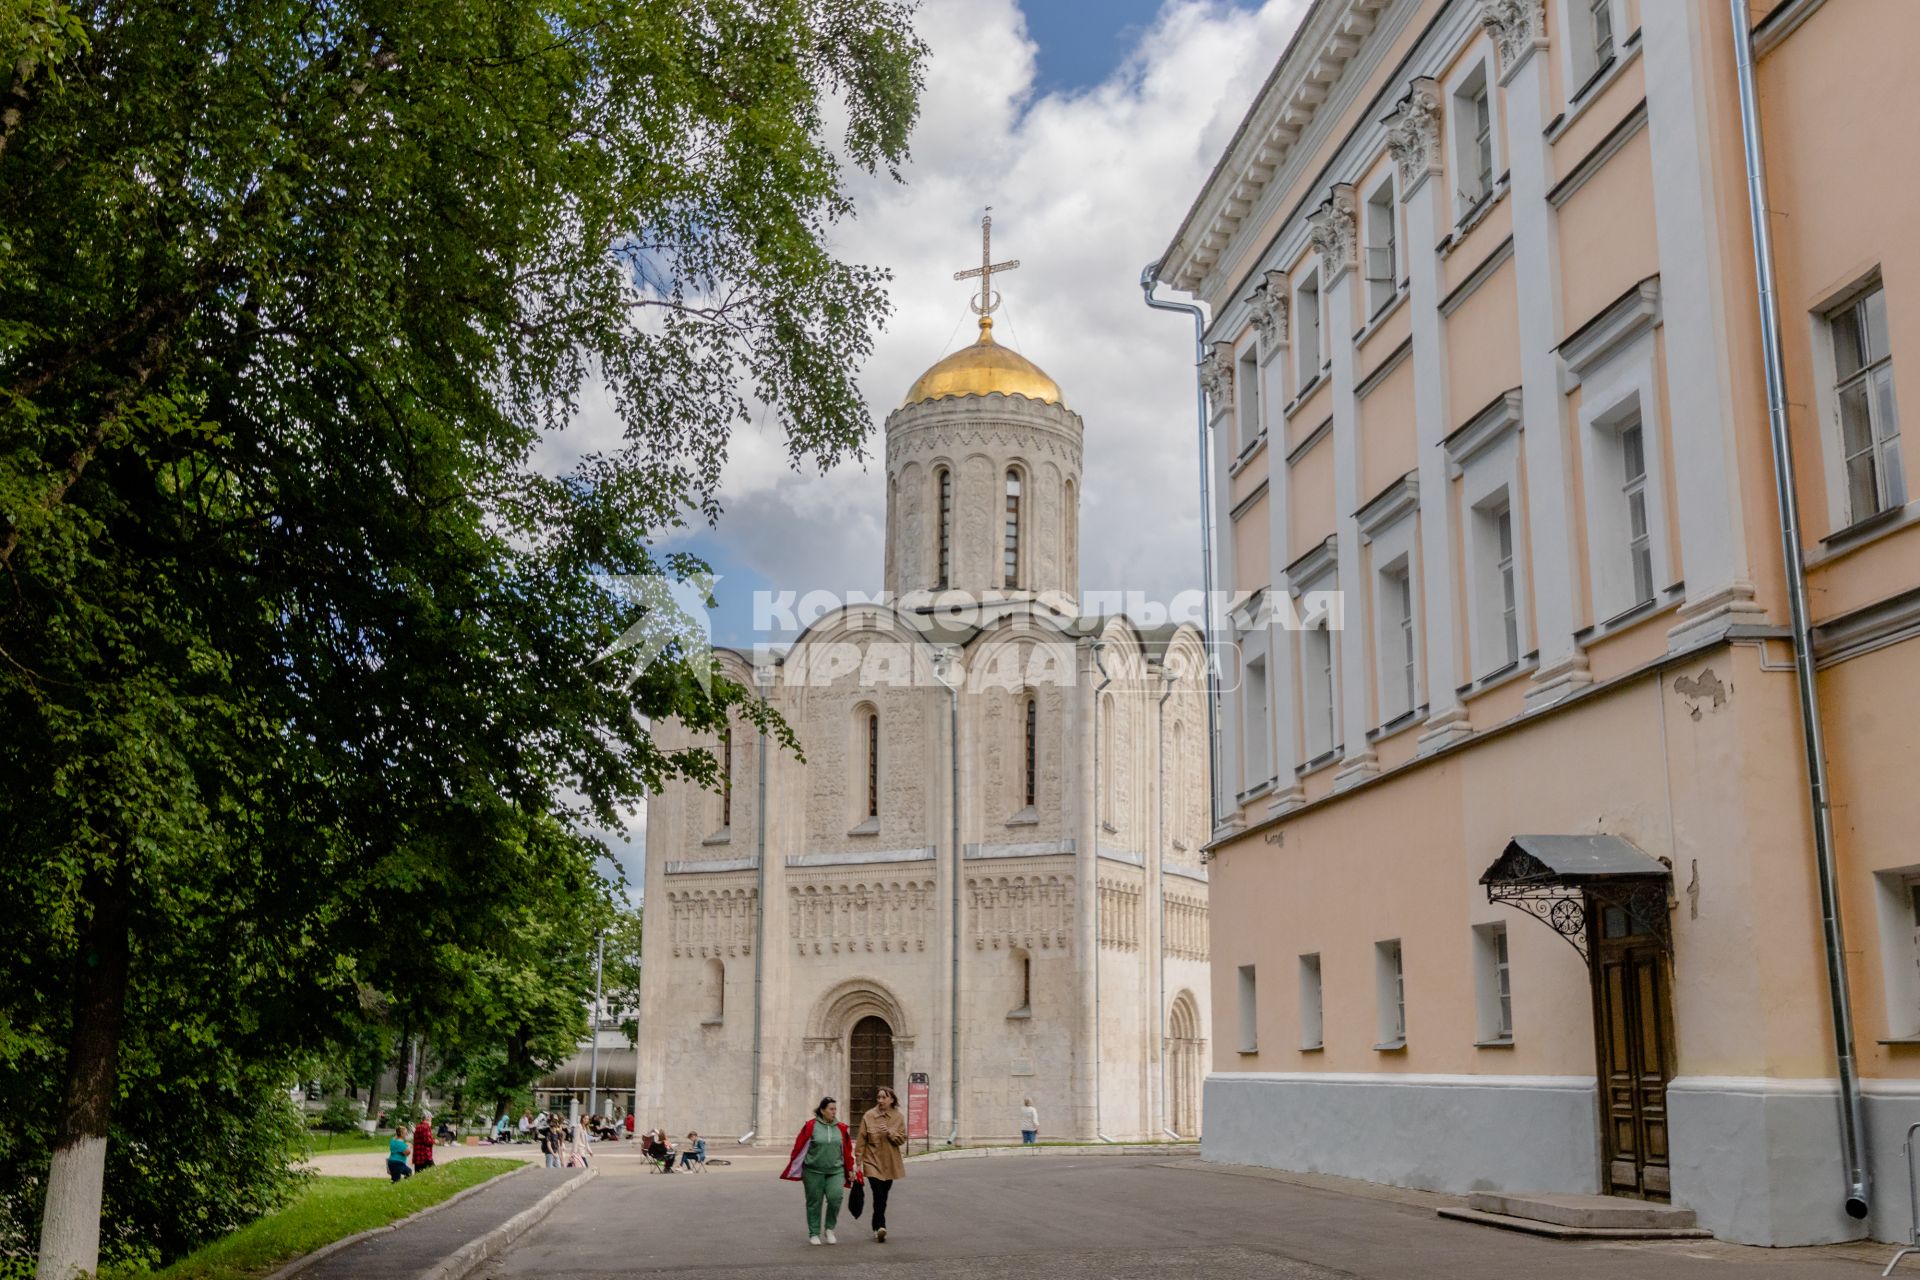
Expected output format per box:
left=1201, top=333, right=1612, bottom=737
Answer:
left=670, top=0, right=1307, bottom=605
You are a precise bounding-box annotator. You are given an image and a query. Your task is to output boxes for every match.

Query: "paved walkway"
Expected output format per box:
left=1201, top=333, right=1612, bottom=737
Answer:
left=300, top=1167, right=586, bottom=1280
left=471, top=1152, right=1886, bottom=1279
left=302, top=1142, right=541, bottom=1179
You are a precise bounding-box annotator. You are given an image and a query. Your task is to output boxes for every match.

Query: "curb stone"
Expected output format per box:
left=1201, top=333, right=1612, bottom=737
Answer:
left=262, top=1163, right=534, bottom=1280
left=907, top=1142, right=1200, bottom=1162
left=419, top=1167, right=596, bottom=1280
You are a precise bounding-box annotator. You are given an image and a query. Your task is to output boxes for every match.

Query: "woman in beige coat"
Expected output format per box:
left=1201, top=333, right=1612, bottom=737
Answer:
left=854, top=1086, right=908, bottom=1243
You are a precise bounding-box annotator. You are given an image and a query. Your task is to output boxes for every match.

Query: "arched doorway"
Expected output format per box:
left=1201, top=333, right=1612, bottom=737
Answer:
left=848, top=1015, right=894, bottom=1123
left=1168, top=992, right=1203, bottom=1138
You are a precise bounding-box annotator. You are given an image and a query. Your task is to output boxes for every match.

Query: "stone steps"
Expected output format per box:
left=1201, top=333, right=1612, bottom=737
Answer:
left=1437, top=1192, right=1712, bottom=1241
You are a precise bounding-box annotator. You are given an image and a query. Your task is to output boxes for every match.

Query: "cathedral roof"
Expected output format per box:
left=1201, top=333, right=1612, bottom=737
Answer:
left=902, top=317, right=1065, bottom=409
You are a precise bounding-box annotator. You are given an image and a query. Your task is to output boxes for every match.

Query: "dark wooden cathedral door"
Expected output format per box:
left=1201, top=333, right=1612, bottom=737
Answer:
left=1591, top=901, right=1676, bottom=1200
left=848, top=1016, right=894, bottom=1124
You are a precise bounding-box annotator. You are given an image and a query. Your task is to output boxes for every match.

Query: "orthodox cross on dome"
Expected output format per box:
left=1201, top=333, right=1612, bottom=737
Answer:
left=953, top=209, right=1020, bottom=330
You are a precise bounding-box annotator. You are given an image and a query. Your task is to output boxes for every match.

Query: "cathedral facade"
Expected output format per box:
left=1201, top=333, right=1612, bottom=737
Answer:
left=636, top=287, right=1212, bottom=1145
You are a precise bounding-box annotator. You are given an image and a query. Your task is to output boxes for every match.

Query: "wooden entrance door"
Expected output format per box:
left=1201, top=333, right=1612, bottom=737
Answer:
left=848, top=1016, right=894, bottom=1124
left=1590, top=898, right=1676, bottom=1200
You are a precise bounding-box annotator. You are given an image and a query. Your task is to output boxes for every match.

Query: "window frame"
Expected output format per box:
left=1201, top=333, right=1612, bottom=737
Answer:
left=1298, top=953, right=1325, bottom=1051
left=1236, top=343, right=1264, bottom=452
left=1577, top=367, right=1672, bottom=625
left=1236, top=964, right=1259, bottom=1054
left=1374, top=938, right=1407, bottom=1050
left=1813, top=275, right=1905, bottom=531
left=935, top=465, right=954, bottom=590
left=1294, top=268, right=1324, bottom=393
left=1443, top=48, right=1502, bottom=225
left=1003, top=467, right=1024, bottom=589
left=1473, top=921, right=1514, bottom=1044
left=1363, top=174, right=1399, bottom=319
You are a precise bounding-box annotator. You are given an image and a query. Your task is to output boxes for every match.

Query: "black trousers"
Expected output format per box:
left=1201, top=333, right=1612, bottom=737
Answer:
left=868, top=1177, right=892, bottom=1229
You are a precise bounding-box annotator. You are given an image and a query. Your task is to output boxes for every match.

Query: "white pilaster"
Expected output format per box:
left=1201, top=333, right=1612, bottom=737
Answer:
left=1642, top=0, right=1764, bottom=649
left=1253, top=273, right=1306, bottom=811
left=1315, top=185, right=1378, bottom=790
left=1207, top=392, right=1245, bottom=835
left=1390, top=78, right=1474, bottom=755
left=1486, top=1, right=1589, bottom=709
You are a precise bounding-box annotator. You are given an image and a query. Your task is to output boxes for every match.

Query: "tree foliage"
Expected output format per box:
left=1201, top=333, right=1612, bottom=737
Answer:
left=0, top=0, right=923, bottom=1268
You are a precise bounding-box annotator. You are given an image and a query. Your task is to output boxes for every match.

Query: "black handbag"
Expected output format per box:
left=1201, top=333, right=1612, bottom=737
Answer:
left=848, top=1177, right=866, bottom=1219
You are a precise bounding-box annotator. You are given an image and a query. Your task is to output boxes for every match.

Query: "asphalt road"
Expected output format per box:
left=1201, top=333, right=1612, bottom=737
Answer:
left=475, top=1150, right=1883, bottom=1279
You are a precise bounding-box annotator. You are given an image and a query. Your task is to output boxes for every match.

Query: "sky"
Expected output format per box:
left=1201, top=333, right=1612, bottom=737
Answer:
left=577, top=0, right=1311, bottom=896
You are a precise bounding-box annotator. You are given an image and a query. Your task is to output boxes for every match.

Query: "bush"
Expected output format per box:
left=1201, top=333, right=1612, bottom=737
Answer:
left=316, top=1097, right=363, bottom=1135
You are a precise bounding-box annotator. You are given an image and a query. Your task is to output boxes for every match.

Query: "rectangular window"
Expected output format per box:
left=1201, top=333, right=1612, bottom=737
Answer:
left=1237, top=964, right=1259, bottom=1053
left=1298, top=953, right=1324, bottom=1050
left=1589, top=0, right=1615, bottom=69
left=1365, top=178, right=1397, bottom=317
left=1474, top=922, right=1513, bottom=1043
left=1003, top=471, right=1022, bottom=588
left=1452, top=65, right=1494, bottom=215
left=1236, top=347, right=1262, bottom=450
left=1302, top=619, right=1336, bottom=760
left=1378, top=562, right=1416, bottom=722
left=1295, top=271, right=1322, bottom=390
left=937, top=468, right=953, bottom=589
left=1375, top=939, right=1406, bottom=1048
left=1830, top=281, right=1904, bottom=524
left=1242, top=652, right=1271, bottom=789
left=1620, top=419, right=1655, bottom=606
left=1471, top=496, right=1520, bottom=677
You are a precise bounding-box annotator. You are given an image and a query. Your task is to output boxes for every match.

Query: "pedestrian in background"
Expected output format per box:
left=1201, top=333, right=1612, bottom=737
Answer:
left=412, top=1114, right=435, bottom=1173
left=780, top=1096, right=856, bottom=1246
left=856, top=1086, right=907, bottom=1243
left=1020, top=1098, right=1039, bottom=1145
left=386, top=1126, right=413, bottom=1182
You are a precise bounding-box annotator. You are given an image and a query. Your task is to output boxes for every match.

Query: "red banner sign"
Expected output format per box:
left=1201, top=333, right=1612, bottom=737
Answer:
left=907, top=1072, right=930, bottom=1140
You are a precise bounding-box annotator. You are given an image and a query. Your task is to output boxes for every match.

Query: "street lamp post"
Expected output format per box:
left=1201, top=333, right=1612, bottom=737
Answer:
left=588, top=931, right=605, bottom=1115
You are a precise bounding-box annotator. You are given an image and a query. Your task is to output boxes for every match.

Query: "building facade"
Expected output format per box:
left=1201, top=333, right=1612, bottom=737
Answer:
left=636, top=304, right=1212, bottom=1146
left=1153, top=0, right=1920, bottom=1247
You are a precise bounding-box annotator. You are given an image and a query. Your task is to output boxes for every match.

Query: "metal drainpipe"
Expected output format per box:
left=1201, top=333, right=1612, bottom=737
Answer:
left=1728, top=0, right=1868, bottom=1220
left=1091, top=640, right=1114, bottom=1143
left=1156, top=665, right=1180, bottom=1140
left=1140, top=265, right=1222, bottom=834
left=935, top=646, right=963, bottom=1145
left=742, top=667, right=771, bottom=1145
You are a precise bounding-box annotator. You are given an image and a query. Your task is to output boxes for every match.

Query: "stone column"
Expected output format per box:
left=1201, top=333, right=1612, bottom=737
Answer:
left=1073, top=639, right=1100, bottom=1140
left=1201, top=347, right=1246, bottom=830
left=1313, top=184, right=1378, bottom=791
left=1389, top=78, right=1474, bottom=755
left=1482, top=0, right=1588, bottom=709
left=1642, top=0, right=1765, bottom=648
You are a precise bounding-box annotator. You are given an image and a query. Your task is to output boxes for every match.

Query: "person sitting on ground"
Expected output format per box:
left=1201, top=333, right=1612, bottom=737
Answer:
left=436, top=1116, right=457, bottom=1143
left=386, top=1126, right=413, bottom=1182
left=518, top=1111, right=533, bottom=1143
left=678, top=1131, right=707, bottom=1171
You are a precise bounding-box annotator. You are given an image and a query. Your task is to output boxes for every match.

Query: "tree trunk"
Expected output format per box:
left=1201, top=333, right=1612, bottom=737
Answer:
left=392, top=1027, right=413, bottom=1112
left=408, top=1039, right=427, bottom=1113
left=36, top=873, right=132, bottom=1280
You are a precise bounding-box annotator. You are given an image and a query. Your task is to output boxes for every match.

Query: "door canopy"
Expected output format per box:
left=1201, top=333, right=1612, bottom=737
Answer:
left=1479, top=835, right=1672, bottom=964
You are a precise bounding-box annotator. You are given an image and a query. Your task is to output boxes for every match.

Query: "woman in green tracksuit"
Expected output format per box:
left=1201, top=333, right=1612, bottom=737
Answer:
left=778, top=1096, right=858, bottom=1245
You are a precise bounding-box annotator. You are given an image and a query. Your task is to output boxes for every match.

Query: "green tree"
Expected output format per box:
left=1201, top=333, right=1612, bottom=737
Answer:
left=0, top=0, right=923, bottom=1273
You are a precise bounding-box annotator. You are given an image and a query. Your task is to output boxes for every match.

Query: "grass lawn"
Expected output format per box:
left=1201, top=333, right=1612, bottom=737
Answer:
left=302, top=1128, right=391, bottom=1153
left=111, top=1158, right=521, bottom=1280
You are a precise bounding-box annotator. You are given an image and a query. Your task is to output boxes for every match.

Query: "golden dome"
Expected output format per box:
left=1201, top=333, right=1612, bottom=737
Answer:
left=903, top=317, right=1065, bottom=409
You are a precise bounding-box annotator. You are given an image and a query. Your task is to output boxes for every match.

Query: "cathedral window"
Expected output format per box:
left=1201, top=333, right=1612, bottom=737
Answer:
left=720, top=726, right=733, bottom=829
left=865, top=707, right=880, bottom=820
left=703, top=957, right=725, bottom=1025
left=1023, top=695, right=1038, bottom=808
left=1003, top=469, right=1022, bottom=588
left=935, top=466, right=953, bottom=589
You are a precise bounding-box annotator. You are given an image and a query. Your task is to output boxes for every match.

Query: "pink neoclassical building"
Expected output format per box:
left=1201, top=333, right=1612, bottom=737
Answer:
left=1150, top=0, right=1920, bottom=1246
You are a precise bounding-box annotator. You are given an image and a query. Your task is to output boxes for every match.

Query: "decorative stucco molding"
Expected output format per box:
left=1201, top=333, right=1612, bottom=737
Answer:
left=1247, top=269, right=1290, bottom=357
left=1382, top=77, right=1443, bottom=197
left=1200, top=342, right=1235, bottom=418
left=1478, top=0, right=1548, bottom=83
left=1307, top=184, right=1359, bottom=283
left=1354, top=472, right=1420, bottom=543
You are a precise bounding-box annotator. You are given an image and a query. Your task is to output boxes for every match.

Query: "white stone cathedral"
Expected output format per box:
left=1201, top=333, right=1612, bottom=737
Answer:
left=636, top=234, right=1211, bottom=1144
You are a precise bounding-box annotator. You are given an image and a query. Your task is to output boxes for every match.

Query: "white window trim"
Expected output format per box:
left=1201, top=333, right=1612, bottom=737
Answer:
left=1293, top=268, right=1326, bottom=398
left=1236, top=618, right=1275, bottom=801
left=1874, top=866, right=1920, bottom=1042
left=1809, top=272, right=1908, bottom=535
left=1446, top=392, right=1531, bottom=681
left=1298, top=953, right=1325, bottom=1051
left=1235, top=341, right=1266, bottom=456
left=1472, top=921, right=1514, bottom=1045
left=1236, top=964, right=1259, bottom=1054
left=1442, top=45, right=1503, bottom=226
left=1357, top=475, right=1421, bottom=730
left=1363, top=172, right=1401, bottom=320
left=1558, top=0, right=1626, bottom=104
left=1374, top=938, right=1407, bottom=1051
left=1286, top=548, right=1341, bottom=769
left=1572, top=320, right=1674, bottom=626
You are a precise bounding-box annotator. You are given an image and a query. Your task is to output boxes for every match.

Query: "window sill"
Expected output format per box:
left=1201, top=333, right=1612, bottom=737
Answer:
left=1299, top=1042, right=1325, bottom=1053
left=1441, top=178, right=1509, bottom=253
left=700, top=1017, right=724, bottom=1028
left=702, top=829, right=733, bottom=846
left=1578, top=591, right=1680, bottom=643
left=1813, top=501, right=1916, bottom=566
left=1005, top=807, right=1038, bottom=828
left=1354, top=287, right=1408, bottom=344
left=1547, top=32, right=1641, bottom=144
left=1235, top=777, right=1276, bottom=807
left=1474, top=1037, right=1515, bottom=1049
left=1367, top=705, right=1426, bottom=745
left=1295, top=749, right=1342, bottom=780
left=1284, top=371, right=1329, bottom=418
left=1006, top=1007, right=1032, bottom=1021
left=1456, top=654, right=1537, bottom=700
left=1237, top=1046, right=1259, bottom=1057
left=847, top=818, right=881, bottom=837
left=1878, top=1037, right=1920, bottom=1046
left=1229, top=430, right=1268, bottom=476
left=1372, top=1038, right=1408, bottom=1053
